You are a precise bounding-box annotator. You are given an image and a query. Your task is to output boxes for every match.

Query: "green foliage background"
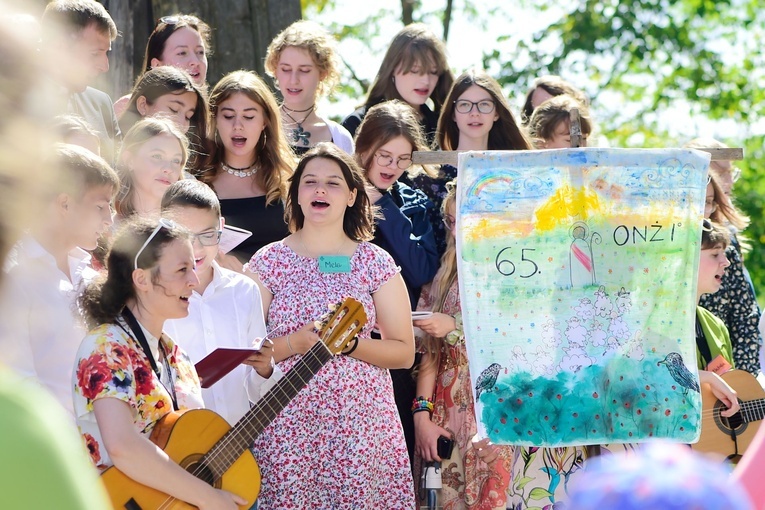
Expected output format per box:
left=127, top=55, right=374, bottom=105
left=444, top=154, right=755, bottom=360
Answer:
left=306, top=0, right=765, bottom=304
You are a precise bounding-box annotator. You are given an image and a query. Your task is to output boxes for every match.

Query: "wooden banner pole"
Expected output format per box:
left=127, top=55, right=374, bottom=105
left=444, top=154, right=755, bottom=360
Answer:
left=412, top=147, right=744, bottom=167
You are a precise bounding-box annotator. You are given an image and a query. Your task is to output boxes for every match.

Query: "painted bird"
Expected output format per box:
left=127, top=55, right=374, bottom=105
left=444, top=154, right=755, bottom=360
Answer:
left=475, top=363, right=502, bottom=400
left=658, top=352, right=700, bottom=395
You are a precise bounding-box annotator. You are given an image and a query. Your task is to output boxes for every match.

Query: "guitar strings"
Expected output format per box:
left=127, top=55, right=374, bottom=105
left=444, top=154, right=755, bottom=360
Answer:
left=156, top=308, right=363, bottom=509
left=154, top=344, right=331, bottom=510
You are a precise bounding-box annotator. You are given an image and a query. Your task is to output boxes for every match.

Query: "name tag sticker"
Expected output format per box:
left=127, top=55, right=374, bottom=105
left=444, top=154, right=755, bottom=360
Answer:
left=319, top=255, right=351, bottom=273
left=706, top=354, right=733, bottom=375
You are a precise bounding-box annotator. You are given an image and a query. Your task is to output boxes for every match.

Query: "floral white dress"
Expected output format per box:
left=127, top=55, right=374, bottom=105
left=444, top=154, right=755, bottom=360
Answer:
left=246, top=241, right=415, bottom=509
left=72, top=321, right=203, bottom=470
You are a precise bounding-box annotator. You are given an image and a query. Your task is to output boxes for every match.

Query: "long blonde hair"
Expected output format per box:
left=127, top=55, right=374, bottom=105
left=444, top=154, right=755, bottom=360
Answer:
left=116, top=117, right=189, bottom=219
left=421, top=180, right=458, bottom=371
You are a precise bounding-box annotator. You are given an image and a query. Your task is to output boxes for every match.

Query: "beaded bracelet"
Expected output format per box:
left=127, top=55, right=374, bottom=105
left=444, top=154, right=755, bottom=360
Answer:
left=341, top=336, right=359, bottom=356
left=411, top=396, right=434, bottom=415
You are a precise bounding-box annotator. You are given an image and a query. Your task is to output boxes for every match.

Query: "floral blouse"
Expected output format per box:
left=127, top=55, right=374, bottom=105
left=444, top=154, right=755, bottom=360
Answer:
left=72, top=321, right=203, bottom=471
left=409, top=164, right=458, bottom=258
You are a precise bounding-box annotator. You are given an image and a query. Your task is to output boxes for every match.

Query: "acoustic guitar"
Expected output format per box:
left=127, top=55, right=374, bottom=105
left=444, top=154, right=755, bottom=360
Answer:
left=101, top=297, right=366, bottom=510
left=693, top=369, right=765, bottom=460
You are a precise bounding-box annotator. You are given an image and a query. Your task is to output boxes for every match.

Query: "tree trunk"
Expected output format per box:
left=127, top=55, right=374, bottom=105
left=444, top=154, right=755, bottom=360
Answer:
left=443, top=0, right=453, bottom=42
left=401, top=0, right=416, bottom=25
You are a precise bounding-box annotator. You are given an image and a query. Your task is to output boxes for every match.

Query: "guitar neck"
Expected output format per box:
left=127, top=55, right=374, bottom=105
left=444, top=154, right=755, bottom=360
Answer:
left=203, top=341, right=333, bottom=477
left=740, top=398, right=765, bottom=423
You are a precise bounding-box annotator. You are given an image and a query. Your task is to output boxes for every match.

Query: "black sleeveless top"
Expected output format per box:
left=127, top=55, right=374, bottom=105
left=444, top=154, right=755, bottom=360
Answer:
left=219, top=195, right=289, bottom=263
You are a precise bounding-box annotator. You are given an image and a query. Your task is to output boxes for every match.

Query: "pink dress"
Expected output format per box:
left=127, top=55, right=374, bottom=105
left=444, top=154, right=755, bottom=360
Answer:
left=246, top=241, right=415, bottom=509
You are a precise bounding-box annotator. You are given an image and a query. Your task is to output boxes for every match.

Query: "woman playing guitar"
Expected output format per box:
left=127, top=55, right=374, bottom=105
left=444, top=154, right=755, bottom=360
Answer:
left=73, top=217, right=274, bottom=509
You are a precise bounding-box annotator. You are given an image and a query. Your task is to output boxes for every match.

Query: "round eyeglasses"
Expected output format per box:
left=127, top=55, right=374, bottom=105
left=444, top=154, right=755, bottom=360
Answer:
left=375, top=153, right=412, bottom=170
left=454, top=99, right=496, bottom=114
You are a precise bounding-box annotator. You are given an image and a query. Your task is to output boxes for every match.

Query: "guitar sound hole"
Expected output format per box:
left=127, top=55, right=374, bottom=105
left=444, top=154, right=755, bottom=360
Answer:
left=723, top=413, right=743, bottom=430
left=185, top=460, right=216, bottom=486
left=718, top=404, right=746, bottom=437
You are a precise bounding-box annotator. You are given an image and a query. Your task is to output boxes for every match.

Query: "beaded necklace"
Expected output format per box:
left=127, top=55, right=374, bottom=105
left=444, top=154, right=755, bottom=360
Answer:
left=221, top=160, right=258, bottom=178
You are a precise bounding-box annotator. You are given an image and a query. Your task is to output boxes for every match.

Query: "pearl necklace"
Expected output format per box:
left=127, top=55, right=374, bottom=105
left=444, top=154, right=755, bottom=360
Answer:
left=221, top=160, right=258, bottom=178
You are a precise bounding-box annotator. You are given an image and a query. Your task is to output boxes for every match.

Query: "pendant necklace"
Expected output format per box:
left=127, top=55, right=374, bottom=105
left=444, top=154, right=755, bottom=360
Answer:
left=282, top=104, right=315, bottom=147
left=221, top=160, right=258, bottom=178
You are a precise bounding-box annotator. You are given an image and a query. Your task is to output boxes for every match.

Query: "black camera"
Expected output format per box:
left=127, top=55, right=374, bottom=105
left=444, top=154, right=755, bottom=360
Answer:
left=437, top=435, right=455, bottom=460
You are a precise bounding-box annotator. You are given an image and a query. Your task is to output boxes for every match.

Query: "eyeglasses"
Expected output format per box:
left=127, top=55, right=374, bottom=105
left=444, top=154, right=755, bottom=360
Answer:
left=375, top=153, right=412, bottom=170
left=134, top=218, right=176, bottom=271
left=454, top=99, right=495, bottom=114
left=192, top=229, right=222, bottom=247
left=442, top=215, right=456, bottom=231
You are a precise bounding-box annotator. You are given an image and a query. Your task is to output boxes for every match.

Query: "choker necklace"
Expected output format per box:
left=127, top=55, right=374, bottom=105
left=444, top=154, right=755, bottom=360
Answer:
left=282, top=104, right=315, bottom=113
left=221, top=160, right=258, bottom=178
left=281, top=104, right=315, bottom=147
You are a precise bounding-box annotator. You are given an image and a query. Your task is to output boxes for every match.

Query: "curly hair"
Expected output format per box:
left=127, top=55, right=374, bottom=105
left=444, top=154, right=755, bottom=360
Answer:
left=79, top=216, right=191, bottom=328
left=264, top=20, right=341, bottom=98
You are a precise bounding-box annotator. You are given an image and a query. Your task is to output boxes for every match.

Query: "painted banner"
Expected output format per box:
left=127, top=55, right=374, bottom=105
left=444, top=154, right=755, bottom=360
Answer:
left=457, top=148, right=709, bottom=447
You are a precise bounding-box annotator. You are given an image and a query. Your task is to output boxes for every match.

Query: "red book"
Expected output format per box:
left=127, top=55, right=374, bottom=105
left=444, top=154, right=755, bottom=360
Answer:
left=194, top=348, right=256, bottom=389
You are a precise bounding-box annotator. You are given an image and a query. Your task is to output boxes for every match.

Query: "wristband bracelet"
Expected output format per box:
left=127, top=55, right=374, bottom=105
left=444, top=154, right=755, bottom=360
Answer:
left=342, top=336, right=359, bottom=356
left=411, top=395, right=434, bottom=415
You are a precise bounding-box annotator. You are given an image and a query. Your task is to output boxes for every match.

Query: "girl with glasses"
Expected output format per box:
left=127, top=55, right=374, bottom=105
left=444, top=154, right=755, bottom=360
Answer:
left=413, top=181, right=514, bottom=509
left=354, top=100, right=440, bottom=473
left=161, top=179, right=276, bottom=428
left=265, top=20, right=354, bottom=156
left=74, top=217, right=253, bottom=509
left=355, top=100, right=439, bottom=311
left=411, top=69, right=532, bottom=257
